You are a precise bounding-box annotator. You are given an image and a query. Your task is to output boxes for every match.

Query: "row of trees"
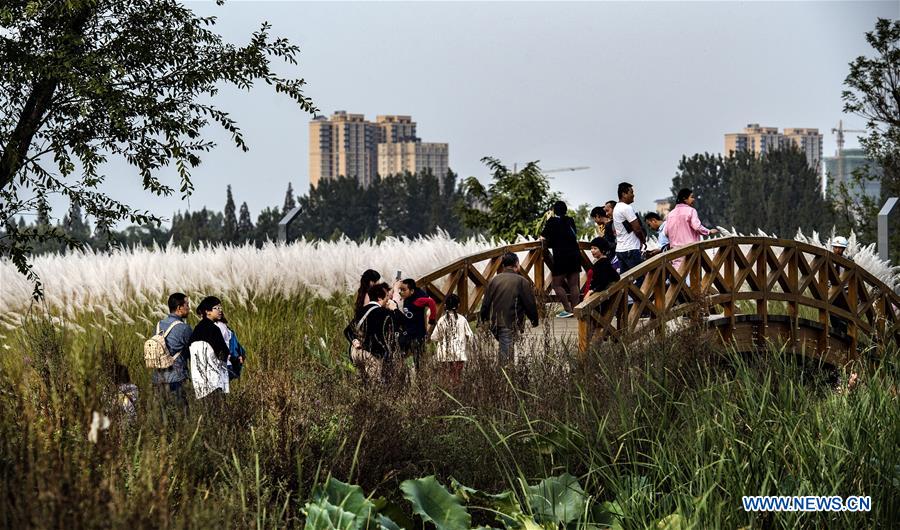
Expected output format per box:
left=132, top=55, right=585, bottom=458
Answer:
left=7, top=170, right=476, bottom=253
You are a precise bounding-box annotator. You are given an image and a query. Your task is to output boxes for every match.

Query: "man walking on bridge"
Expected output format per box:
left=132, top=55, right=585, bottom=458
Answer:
left=480, top=252, right=539, bottom=366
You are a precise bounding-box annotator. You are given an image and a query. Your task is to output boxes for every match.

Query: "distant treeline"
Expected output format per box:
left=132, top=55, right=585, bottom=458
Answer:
left=7, top=170, right=472, bottom=254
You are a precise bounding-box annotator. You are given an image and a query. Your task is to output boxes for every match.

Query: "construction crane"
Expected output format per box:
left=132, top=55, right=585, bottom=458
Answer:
left=511, top=163, right=589, bottom=174
left=831, top=120, right=866, bottom=186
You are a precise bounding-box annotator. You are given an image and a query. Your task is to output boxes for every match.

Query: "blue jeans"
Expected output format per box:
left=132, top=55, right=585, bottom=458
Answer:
left=496, top=327, right=516, bottom=366
left=616, top=249, right=645, bottom=288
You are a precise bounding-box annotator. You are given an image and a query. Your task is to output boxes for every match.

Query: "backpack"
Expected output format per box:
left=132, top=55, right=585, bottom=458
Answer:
left=143, top=321, right=184, bottom=369
left=344, top=304, right=379, bottom=360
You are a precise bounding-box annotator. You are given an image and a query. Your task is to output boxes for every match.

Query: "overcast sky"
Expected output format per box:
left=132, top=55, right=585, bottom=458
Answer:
left=45, top=1, right=900, bottom=226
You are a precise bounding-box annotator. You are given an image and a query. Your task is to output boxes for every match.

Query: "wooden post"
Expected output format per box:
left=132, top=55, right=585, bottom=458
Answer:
left=457, top=261, right=469, bottom=315
left=787, top=247, right=799, bottom=351
left=578, top=317, right=589, bottom=354
left=847, top=269, right=858, bottom=361
left=817, top=253, right=830, bottom=358
left=756, top=244, right=768, bottom=349
left=654, top=265, right=666, bottom=340
left=534, top=244, right=545, bottom=294
left=723, top=242, right=735, bottom=344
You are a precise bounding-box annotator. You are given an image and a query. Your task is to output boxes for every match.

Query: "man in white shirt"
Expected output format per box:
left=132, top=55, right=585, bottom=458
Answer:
left=612, top=182, right=646, bottom=278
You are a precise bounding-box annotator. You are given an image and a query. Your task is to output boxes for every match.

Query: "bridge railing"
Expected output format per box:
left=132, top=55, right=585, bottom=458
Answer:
left=573, top=236, right=900, bottom=364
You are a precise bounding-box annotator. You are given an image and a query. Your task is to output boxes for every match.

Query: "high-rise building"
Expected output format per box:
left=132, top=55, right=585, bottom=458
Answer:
left=309, top=112, right=448, bottom=187
left=309, top=111, right=379, bottom=188
left=724, top=123, right=823, bottom=170
left=375, top=115, right=417, bottom=143
left=783, top=128, right=823, bottom=171
left=377, top=142, right=449, bottom=179
left=824, top=148, right=881, bottom=201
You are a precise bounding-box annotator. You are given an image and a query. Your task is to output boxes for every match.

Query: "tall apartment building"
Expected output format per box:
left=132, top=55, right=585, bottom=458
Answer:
left=783, top=128, right=824, bottom=171
left=724, top=123, right=823, bottom=170
left=309, top=111, right=379, bottom=188
left=377, top=141, right=449, bottom=178
left=309, top=112, right=448, bottom=187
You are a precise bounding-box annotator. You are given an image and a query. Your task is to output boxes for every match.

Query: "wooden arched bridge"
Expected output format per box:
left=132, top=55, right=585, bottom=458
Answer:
left=416, top=237, right=900, bottom=364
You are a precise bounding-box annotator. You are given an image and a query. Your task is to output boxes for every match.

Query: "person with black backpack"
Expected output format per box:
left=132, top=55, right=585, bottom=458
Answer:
left=146, top=293, right=192, bottom=403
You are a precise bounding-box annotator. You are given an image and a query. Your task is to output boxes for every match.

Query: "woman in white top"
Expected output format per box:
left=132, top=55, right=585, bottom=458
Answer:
left=430, top=294, right=473, bottom=385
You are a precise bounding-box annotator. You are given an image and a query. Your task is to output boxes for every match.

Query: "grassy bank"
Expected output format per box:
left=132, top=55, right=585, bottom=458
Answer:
left=0, top=293, right=897, bottom=528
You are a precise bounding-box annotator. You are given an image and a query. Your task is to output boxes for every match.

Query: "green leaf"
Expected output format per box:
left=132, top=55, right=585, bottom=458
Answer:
left=304, top=500, right=359, bottom=530
left=304, top=478, right=380, bottom=530
left=523, top=474, right=586, bottom=525
left=450, top=478, right=523, bottom=528
left=400, top=476, right=471, bottom=530
left=315, top=478, right=375, bottom=522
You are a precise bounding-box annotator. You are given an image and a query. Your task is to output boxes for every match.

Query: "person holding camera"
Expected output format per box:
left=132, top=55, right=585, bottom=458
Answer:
left=394, top=277, right=437, bottom=371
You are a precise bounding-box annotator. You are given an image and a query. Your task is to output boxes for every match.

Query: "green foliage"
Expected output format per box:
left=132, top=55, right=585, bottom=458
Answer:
left=303, top=478, right=400, bottom=530
left=255, top=206, right=282, bottom=246
left=672, top=147, right=833, bottom=236
left=524, top=474, right=587, bottom=525
left=460, top=157, right=561, bottom=241
left=224, top=185, right=238, bottom=244
left=0, top=0, right=317, bottom=295
left=238, top=201, right=255, bottom=243
left=841, top=17, right=900, bottom=262
left=400, top=476, right=471, bottom=530
left=296, top=170, right=467, bottom=241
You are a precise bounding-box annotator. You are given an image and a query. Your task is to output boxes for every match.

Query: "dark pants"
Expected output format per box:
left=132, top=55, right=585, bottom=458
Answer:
left=551, top=271, right=581, bottom=312
left=616, top=249, right=645, bottom=288
left=401, top=336, right=426, bottom=371
left=156, top=380, right=188, bottom=416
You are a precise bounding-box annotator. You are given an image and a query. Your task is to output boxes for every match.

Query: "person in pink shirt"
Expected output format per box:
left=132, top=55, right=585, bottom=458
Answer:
left=663, top=188, right=719, bottom=274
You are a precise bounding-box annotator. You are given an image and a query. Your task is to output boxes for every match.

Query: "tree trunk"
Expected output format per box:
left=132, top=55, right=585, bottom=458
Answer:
left=0, top=78, right=60, bottom=190
left=0, top=4, right=94, bottom=192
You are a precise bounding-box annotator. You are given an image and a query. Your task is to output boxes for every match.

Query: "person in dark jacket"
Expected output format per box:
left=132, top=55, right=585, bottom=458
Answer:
left=541, top=201, right=583, bottom=318
left=188, top=296, right=231, bottom=399
left=479, top=253, right=539, bottom=366
left=345, top=282, right=402, bottom=383
left=395, top=278, right=437, bottom=370
left=586, top=237, right=621, bottom=298
left=190, top=297, right=230, bottom=360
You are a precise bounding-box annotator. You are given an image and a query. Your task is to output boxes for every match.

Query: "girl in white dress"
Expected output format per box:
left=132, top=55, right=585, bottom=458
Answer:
left=430, top=294, right=473, bottom=385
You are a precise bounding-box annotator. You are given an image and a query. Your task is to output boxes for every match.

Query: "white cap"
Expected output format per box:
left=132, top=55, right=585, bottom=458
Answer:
left=831, top=236, right=848, bottom=248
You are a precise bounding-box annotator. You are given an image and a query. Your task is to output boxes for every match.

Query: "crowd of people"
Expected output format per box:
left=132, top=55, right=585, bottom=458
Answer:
left=340, top=182, right=726, bottom=382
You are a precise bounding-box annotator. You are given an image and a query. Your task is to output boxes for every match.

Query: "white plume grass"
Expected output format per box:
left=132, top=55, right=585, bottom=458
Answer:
left=716, top=227, right=899, bottom=291
left=1, top=229, right=896, bottom=331
left=0, top=231, right=498, bottom=326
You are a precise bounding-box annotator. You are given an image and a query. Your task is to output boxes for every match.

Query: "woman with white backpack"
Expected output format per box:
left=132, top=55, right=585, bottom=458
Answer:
left=188, top=296, right=231, bottom=400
